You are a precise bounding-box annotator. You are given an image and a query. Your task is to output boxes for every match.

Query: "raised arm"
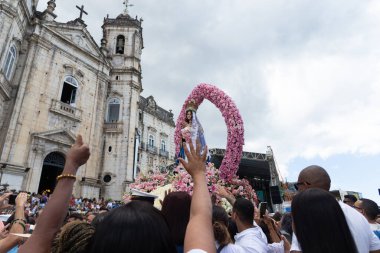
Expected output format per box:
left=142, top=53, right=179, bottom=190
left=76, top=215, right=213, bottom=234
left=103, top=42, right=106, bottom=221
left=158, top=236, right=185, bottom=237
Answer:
left=179, top=140, right=215, bottom=253
left=19, top=135, right=90, bottom=253
left=215, top=185, right=236, bottom=205
left=0, top=192, right=28, bottom=253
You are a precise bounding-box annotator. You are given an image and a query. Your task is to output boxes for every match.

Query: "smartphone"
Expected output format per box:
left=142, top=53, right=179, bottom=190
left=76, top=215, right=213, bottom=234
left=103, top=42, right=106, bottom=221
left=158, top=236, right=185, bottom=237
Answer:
left=8, top=194, right=17, bottom=205
left=259, top=202, right=267, bottom=218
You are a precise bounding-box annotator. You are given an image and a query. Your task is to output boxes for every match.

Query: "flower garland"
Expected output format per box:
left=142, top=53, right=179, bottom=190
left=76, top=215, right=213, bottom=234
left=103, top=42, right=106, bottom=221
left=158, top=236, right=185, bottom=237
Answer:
left=174, top=83, right=244, bottom=181
left=171, top=163, right=257, bottom=203
left=128, top=171, right=170, bottom=192
left=125, top=163, right=257, bottom=204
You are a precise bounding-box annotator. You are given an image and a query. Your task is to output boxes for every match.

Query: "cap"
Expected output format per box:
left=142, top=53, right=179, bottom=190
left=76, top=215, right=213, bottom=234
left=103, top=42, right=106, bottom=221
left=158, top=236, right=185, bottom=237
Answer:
left=130, top=189, right=158, bottom=205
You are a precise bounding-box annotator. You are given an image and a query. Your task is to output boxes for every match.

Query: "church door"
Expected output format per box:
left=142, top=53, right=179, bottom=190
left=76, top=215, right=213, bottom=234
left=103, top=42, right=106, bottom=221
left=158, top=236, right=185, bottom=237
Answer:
left=38, top=152, right=65, bottom=194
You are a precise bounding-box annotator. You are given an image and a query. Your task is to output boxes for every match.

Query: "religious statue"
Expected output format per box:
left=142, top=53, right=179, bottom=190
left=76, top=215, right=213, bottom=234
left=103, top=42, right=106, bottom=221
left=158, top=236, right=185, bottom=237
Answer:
left=177, top=99, right=210, bottom=163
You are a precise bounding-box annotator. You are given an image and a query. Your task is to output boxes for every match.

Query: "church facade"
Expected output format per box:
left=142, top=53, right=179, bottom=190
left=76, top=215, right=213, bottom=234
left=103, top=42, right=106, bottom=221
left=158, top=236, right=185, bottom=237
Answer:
left=0, top=0, right=175, bottom=200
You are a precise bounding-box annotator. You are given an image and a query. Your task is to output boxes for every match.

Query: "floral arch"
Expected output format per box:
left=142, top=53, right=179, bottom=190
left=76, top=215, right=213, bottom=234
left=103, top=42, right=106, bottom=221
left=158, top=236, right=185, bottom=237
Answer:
left=174, top=83, right=244, bottom=181
left=126, top=84, right=257, bottom=206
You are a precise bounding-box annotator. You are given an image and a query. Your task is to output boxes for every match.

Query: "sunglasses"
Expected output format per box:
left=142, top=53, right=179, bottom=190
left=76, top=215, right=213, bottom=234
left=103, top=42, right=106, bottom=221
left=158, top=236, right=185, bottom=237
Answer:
left=294, top=181, right=311, bottom=191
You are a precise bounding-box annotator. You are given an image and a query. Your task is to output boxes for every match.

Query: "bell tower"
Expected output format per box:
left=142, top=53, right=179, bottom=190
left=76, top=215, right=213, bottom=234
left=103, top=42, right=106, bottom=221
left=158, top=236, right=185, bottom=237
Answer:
left=100, top=2, right=144, bottom=200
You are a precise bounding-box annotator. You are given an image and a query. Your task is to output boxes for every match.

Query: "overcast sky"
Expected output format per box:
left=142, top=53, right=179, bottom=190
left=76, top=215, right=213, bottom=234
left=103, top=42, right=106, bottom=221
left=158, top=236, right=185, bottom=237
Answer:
left=38, top=0, right=380, bottom=203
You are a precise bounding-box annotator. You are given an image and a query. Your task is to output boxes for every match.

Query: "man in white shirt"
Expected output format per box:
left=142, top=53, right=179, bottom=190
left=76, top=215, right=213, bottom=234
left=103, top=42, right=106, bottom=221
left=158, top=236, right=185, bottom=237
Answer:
left=290, top=165, right=380, bottom=253
left=354, top=198, right=380, bottom=239
left=232, top=198, right=268, bottom=253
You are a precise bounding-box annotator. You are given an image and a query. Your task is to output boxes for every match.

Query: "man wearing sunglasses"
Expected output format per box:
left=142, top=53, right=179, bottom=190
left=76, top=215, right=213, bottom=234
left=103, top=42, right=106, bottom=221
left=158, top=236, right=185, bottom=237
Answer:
left=290, top=165, right=380, bottom=253
left=344, top=195, right=358, bottom=207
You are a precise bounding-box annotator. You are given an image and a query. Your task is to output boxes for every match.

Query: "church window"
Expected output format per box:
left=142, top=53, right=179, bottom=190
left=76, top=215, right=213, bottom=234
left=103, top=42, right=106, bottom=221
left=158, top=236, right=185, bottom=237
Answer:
left=139, top=112, right=142, bottom=121
left=103, top=174, right=112, bottom=183
left=116, top=75, right=119, bottom=80
left=148, top=134, right=154, bottom=147
left=161, top=140, right=166, bottom=152
left=149, top=157, right=153, bottom=166
left=107, top=98, right=120, bottom=122
left=60, top=76, right=78, bottom=105
left=3, top=45, right=17, bottom=80
left=116, top=35, right=125, bottom=54
left=108, top=146, right=112, bottom=152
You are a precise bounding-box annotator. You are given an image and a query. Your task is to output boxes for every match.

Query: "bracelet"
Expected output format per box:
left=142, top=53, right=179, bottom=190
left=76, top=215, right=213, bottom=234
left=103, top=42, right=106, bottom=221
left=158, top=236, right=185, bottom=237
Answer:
left=13, top=218, right=27, bottom=224
left=11, top=220, right=26, bottom=231
left=56, top=174, right=76, bottom=181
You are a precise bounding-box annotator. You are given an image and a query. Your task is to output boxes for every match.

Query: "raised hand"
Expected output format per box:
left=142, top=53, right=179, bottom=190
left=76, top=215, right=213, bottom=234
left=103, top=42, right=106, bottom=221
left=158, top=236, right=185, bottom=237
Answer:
left=159, top=189, right=172, bottom=206
left=15, top=192, right=28, bottom=207
left=282, top=235, right=291, bottom=253
left=215, top=185, right=231, bottom=198
left=178, top=139, right=207, bottom=178
left=215, top=184, right=236, bottom=205
left=65, top=135, right=90, bottom=171
left=0, top=192, right=12, bottom=210
left=0, top=224, right=10, bottom=239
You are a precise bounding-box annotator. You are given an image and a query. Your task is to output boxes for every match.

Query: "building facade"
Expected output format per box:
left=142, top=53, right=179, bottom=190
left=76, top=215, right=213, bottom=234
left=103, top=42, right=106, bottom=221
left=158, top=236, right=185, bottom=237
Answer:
left=0, top=0, right=175, bottom=200
left=137, top=96, right=175, bottom=174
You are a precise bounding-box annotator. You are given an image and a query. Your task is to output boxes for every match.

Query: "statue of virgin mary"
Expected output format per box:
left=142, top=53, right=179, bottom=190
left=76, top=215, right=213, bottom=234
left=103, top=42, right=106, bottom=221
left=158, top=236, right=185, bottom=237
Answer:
left=177, top=100, right=210, bottom=163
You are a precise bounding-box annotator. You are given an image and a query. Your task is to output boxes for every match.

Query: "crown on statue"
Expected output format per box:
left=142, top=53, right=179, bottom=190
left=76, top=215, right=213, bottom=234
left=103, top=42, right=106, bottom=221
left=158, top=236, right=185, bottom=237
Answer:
left=186, top=99, right=198, bottom=112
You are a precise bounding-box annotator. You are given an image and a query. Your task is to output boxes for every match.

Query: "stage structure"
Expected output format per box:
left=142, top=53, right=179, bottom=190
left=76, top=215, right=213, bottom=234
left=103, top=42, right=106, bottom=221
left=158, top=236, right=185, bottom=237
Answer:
left=209, top=146, right=283, bottom=212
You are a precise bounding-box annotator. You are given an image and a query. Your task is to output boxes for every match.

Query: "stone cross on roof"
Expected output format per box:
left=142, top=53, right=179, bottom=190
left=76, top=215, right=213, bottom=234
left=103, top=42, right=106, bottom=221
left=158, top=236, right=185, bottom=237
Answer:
left=76, top=5, right=88, bottom=20
left=123, top=0, right=134, bottom=15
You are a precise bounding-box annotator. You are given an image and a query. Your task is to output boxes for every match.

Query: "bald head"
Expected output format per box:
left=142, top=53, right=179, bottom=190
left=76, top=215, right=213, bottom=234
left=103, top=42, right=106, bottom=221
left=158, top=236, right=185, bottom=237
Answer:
left=298, top=165, right=331, bottom=191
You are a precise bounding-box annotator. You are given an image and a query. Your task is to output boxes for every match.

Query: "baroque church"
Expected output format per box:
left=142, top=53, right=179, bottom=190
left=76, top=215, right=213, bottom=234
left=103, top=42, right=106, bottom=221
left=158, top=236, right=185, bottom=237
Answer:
left=0, top=0, right=176, bottom=200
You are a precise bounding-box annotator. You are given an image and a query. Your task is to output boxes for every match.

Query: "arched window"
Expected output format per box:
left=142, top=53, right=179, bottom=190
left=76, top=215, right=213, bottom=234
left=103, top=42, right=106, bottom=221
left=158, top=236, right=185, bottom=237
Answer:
left=148, top=134, right=154, bottom=147
left=107, top=98, right=120, bottom=122
left=116, top=35, right=125, bottom=54
left=3, top=45, right=17, bottom=80
left=60, top=76, right=78, bottom=105
left=161, top=140, right=166, bottom=152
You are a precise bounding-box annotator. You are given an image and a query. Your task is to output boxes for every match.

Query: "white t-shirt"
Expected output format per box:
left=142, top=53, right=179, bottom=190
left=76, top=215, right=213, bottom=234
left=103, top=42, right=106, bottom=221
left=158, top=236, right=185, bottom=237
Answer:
left=290, top=202, right=380, bottom=253
left=253, top=221, right=284, bottom=253
left=234, top=227, right=269, bottom=253
left=215, top=242, right=245, bottom=253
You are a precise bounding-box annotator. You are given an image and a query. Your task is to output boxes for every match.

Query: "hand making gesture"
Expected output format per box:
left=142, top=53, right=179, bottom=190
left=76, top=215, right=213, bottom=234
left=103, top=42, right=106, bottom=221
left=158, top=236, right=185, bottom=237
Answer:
left=180, top=139, right=215, bottom=253
left=64, top=135, right=90, bottom=174
left=178, top=139, right=207, bottom=179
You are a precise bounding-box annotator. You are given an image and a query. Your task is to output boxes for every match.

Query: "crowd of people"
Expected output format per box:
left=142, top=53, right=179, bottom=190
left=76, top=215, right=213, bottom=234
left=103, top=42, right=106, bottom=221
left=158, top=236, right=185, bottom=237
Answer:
left=0, top=135, right=379, bottom=253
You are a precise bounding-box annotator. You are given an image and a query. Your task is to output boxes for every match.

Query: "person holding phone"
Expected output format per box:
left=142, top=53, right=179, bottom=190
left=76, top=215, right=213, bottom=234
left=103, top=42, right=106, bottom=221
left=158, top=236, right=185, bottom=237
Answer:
left=0, top=192, right=28, bottom=252
left=231, top=198, right=269, bottom=253
left=217, top=187, right=290, bottom=253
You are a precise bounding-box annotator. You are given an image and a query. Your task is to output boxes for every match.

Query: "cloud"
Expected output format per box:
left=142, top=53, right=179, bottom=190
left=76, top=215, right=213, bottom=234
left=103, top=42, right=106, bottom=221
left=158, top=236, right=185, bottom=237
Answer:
left=39, top=0, right=380, bottom=180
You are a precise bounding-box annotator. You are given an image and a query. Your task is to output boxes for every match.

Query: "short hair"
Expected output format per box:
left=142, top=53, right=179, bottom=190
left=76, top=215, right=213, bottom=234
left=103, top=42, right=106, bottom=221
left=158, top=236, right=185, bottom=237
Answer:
left=344, top=195, right=357, bottom=203
left=233, top=198, right=254, bottom=225
left=360, top=198, right=380, bottom=220
left=272, top=212, right=282, bottom=222
left=299, top=165, right=331, bottom=191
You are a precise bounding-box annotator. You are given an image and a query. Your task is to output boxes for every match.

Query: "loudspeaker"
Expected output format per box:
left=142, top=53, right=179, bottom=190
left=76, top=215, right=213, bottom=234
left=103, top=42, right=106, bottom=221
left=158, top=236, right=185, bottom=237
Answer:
left=270, top=186, right=283, bottom=204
